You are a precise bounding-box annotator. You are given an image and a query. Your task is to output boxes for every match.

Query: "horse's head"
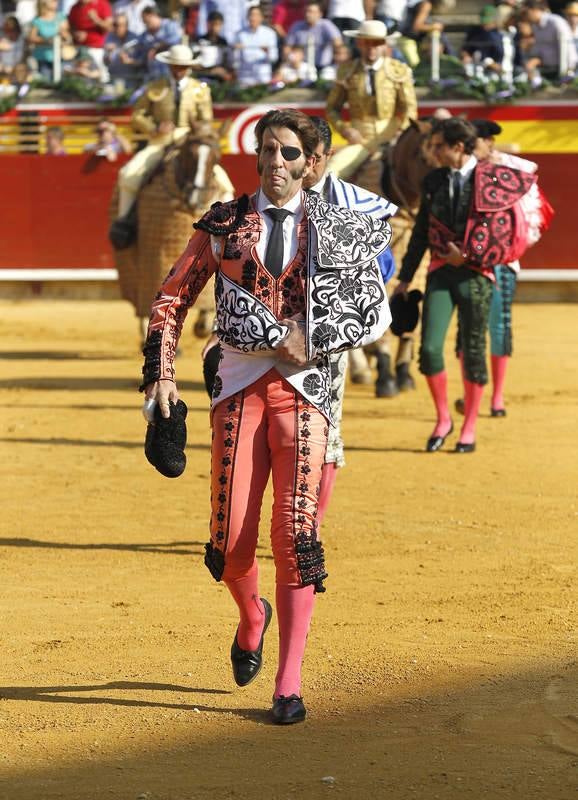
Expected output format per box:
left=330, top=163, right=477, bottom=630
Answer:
left=175, top=123, right=221, bottom=212
left=406, top=118, right=436, bottom=171
left=385, top=118, right=435, bottom=211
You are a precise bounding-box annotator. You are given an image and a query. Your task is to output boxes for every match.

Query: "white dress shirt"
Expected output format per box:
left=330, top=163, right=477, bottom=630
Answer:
left=363, top=56, right=384, bottom=95
left=449, top=154, right=477, bottom=201
left=212, top=189, right=315, bottom=413
left=255, top=188, right=304, bottom=272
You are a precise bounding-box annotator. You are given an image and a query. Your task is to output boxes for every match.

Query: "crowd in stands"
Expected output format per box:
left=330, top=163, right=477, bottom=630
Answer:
left=0, top=0, right=577, bottom=93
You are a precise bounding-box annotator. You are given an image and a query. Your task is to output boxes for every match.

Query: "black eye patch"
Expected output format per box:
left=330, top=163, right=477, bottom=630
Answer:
left=280, top=145, right=302, bottom=161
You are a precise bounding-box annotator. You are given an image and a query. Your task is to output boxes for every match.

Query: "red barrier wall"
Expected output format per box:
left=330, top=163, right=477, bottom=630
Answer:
left=0, top=152, right=574, bottom=270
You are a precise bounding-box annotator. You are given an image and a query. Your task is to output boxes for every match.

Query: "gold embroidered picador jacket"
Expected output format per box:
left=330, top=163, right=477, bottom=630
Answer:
left=326, top=57, right=417, bottom=141
left=131, top=77, right=213, bottom=139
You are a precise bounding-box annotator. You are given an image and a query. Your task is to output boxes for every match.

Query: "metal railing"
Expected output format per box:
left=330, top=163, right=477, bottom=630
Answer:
left=0, top=111, right=139, bottom=154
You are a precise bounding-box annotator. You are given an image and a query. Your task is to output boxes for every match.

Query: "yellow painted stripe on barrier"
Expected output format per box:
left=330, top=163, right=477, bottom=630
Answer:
left=495, top=120, right=578, bottom=153
left=328, top=119, right=578, bottom=154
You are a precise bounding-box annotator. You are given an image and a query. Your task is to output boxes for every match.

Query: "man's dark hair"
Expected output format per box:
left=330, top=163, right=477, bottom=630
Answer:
left=254, top=109, right=320, bottom=158
left=471, top=118, right=502, bottom=139
left=4, top=15, right=22, bottom=34
left=522, top=0, right=547, bottom=9
left=305, top=0, right=322, bottom=8
left=207, top=10, right=224, bottom=22
left=142, top=4, right=161, bottom=16
left=309, top=116, right=332, bottom=152
left=434, top=117, right=478, bottom=154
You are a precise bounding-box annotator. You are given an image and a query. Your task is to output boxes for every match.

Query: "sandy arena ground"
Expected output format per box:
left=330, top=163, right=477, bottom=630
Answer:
left=0, top=299, right=577, bottom=800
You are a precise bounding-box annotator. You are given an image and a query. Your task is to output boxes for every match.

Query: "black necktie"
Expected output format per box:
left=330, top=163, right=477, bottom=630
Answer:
left=369, top=68, right=377, bottom=96
left=174, top=83, right=181, bottom=123
left=451, top=171, right=461, bottom=222
left=264, top=208, right=291, bottom=278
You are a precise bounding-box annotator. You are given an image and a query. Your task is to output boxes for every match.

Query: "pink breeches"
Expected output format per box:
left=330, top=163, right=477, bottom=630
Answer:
left=209, top=369, right=328, bottom=588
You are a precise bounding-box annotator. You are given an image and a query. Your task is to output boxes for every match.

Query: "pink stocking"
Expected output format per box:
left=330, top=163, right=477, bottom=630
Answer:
left=316, top=463, right=338, bottom=530
left=425, top=371, right=452, bottom=437
left=225, top=566, right=265, bottom=651
left=274, top=584, right=315, bottom=699
left=459, top=379, right=484, bottom=445
left=491, top=355, right=509, bottom=411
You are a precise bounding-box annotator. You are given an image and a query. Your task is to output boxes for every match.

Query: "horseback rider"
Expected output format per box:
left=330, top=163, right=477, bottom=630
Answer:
left=326, top=19, right=417, bottom=181
left=116, top=43, right=233, bottom=219
left=326, top=20, right=419, bottom=396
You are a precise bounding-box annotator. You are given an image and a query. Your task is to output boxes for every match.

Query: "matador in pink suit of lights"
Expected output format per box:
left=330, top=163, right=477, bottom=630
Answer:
left=140, top=110, right=392, bottom=724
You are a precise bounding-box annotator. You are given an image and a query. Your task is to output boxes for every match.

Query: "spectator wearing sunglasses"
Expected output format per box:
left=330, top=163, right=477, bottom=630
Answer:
left=84, top=117, right=132, bottom=161
left=104, top=11, right=141, bottom=87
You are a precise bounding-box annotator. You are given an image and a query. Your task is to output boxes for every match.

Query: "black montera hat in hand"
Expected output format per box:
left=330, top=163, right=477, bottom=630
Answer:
left=145, top=399, right=188, bottom=478
left=390, top=289, right=423, bottom=337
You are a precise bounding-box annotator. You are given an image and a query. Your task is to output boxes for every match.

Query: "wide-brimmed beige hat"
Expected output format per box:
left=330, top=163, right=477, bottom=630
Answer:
left=155, top=44, right=199, bottom=66
left=343, top=20, right=388, bottom=40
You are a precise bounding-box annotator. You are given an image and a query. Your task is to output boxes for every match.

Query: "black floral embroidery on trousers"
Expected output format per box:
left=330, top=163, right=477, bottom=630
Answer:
left=205, top=394, right=243, bottom=581
left=292, top=398, right=328, bottom=593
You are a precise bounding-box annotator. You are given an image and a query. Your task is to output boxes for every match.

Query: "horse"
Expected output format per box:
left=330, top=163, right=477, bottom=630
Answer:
left=348, top=118, right=435, bottom=267
left=345, top=118, right=436, bottom=392
left=111, top=122, right=233, bottom=341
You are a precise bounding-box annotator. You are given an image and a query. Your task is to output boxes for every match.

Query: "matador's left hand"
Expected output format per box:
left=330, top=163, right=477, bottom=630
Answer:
left=442, top=242, right=466, bottom=267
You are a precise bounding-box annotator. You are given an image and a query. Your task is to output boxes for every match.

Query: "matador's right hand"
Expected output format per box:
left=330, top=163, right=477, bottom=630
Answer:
left=392, top=281, right=409, bottom=298
left=144, top=379, right=179, bottom=420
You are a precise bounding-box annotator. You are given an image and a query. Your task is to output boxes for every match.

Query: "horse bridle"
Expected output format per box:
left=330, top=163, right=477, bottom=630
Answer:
left=160, top=137, right=217, bottom=209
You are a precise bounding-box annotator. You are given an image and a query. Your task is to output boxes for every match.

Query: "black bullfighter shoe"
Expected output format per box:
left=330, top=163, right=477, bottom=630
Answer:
left=230, top=598, right=272, bottom=687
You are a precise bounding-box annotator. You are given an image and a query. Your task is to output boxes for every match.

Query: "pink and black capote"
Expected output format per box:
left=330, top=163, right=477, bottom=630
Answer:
left=399, top=160, right=537, bottom=284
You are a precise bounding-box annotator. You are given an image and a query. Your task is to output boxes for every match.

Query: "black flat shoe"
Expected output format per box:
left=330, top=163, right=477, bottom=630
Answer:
left=271, top=694, right=307, bottom=725
left=426, top=422, right=453, bottom=452
left=230, top=598, right=272, bottom=687
left=455, top=441, right=476, bottom=453
left=491, top=408, right=506, bottom=417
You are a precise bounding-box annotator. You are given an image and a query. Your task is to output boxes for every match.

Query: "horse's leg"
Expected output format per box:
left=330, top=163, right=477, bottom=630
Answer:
left=139, top=316, right=148, bottom=347
left=194, top=309, right=215, bottom=338
left=192, top=277, right=216, bottom=339
left=327, top=144, right=370, bottom=180
left=367, top=334, right=398, bottom=399
left=118, top=143, right=167, bottom=218
left=348, top=348, right=372, bottom=384
left=389, top=212, right=420, bottom=391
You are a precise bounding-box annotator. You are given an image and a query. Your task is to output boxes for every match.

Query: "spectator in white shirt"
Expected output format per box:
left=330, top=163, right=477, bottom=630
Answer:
left=191, top=9, right=232, bottom=81
left=522, top=0, right=577, bottom=79
left=276, top=43, right=317, bottom=84
left=373, top=0, right=409, bottom=32
left=326, top=0, right=366, bottom=38
left=197, top=0, right=249, bottom=46
left=0, top=15, right=25, bottom=78
left=564, top=2, right=578, bottom=51
left=112, top=0, right=149, bottom=35
left=233, top=5, right=278, bottom=86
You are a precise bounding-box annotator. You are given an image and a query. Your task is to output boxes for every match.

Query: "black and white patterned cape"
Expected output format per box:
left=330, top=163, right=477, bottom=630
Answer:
left=212, top=192, right=392, bottom=423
